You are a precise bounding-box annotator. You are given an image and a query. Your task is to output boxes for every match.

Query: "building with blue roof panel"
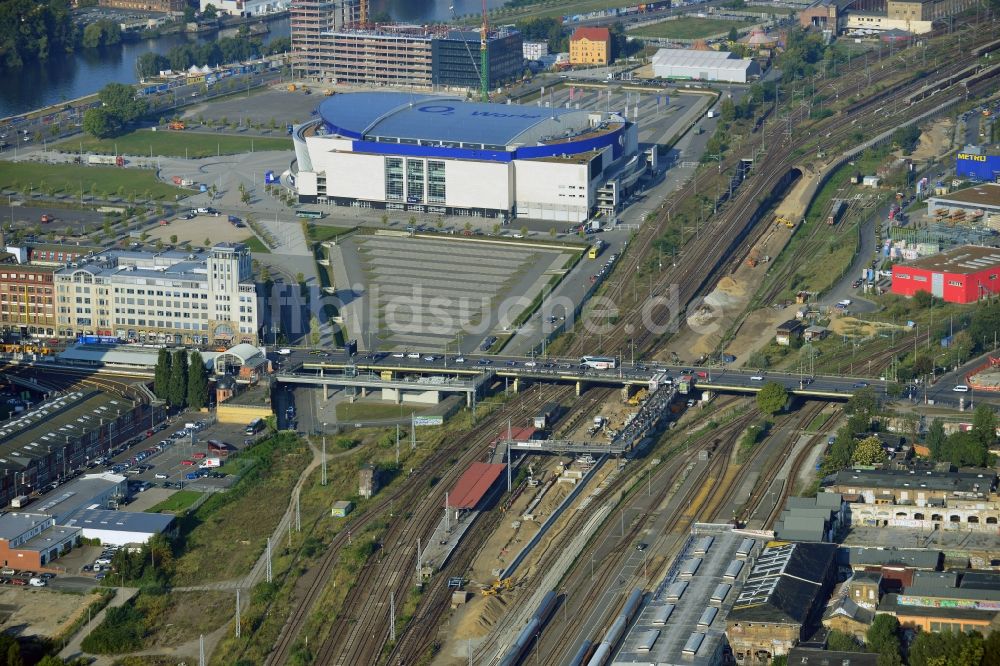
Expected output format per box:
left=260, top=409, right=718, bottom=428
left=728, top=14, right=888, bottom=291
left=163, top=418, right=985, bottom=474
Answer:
left=293, top=92, right=643, bottom=222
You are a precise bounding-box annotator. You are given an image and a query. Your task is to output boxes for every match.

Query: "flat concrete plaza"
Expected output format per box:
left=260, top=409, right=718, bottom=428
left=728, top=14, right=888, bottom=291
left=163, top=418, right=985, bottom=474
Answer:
left=341, top=234, right=574, bottom=353
left=182, top=86, right=326, bottom=130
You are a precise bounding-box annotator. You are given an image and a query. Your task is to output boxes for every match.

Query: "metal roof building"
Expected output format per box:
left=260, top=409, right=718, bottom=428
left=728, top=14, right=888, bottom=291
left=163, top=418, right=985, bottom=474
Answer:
left=63, top=507, right=175, bottom=546
left=294, top=92, right=642, bottom=223
left=448, top=462, right=506, bottom=510
left=650, top=48, right=761, bottom=84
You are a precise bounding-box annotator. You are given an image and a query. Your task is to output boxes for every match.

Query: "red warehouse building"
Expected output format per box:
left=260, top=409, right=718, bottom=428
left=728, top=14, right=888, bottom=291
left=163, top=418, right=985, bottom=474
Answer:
left=891, top=245, right=1000, bottom=304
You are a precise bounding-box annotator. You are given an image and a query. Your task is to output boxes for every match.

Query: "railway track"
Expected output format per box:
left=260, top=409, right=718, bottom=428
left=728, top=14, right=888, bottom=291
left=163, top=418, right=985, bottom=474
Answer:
left=262, top=386, right=565, bottom=666
left=562, top=23, right=998, bottom=364
left=529, top=408, right=759, bottom=666
left=305, top=385, right=567, bottom=665
left=385, top=386, right=617, bottom=664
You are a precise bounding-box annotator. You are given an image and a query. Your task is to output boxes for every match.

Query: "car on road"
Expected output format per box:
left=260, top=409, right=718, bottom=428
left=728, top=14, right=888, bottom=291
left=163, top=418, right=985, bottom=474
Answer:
left=853, top=381, right=869, bottom=388
left=477, top=359, right=492, bottom=366
left=154, top=473, right=168, bottom=479
left=524, top=361, right=537, bottom=367
left=750, top=375, right=764, bottom=381
left=636, top=543, right=647, bottom=551
left=422, top=355, right=438, bottom=361
left=953, top=384, right=970, bottom=392
left=505, top=360, right=517, bottom=366
left=453, top=357, right=465, bottom=364
left=181, top=460, right=194, bottom=466
left=407, top=352, right=421, bottom=359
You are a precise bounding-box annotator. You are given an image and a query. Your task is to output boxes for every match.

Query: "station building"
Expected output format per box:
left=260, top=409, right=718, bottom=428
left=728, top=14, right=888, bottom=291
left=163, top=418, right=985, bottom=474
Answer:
left=293, top=92, right=642, bottom=222
left=890, top=245, right=1000, bottom=303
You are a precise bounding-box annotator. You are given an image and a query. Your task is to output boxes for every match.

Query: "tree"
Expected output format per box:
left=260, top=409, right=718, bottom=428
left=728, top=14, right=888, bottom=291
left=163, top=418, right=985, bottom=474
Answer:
left=908, top=630, right=984, bottom=666
left=913, top=354, right=933, bottom=376
left=136, top=52, right=169, bottom=80
left=154, top=348, right=171, bottom=400
left=6, top=642, right=22, bottom=666
left=755, top=382, right=787, bottom=415
left=971, top=405, right=997, bottom=449
left=852, top=435, right=887, bottom=465
left=241, top=190, right=252, bottom=206
left=309, top=316, right=322, bottom=346
left=968, top=301, right=1000, bottom=353
left=183, top=5, right=196, bottom=22
left=728, top=27, right=739, bottom=42
left=186, top=351, right=208, bottom=410
left=926, top=418, right=946, bottom=459
left=98, top=82, right=148, bottom=125
left=83, top=108, right=119, bottom=139
left=981, top=631, right=1000, bottom=666
left=202, top=3, right=218, bottom=19
left=826, top=629, right=864, bottom=652
left=940, top=431, right=987, bottom=467
left=204, top=237, right=211, bottom=247
left=168, top=349, right=189, bottom=408
left=846, top=387, right=877, bottom=419
left=169, top=234, right=178, bottom=245
left=867, top=614, right=901, bottom=656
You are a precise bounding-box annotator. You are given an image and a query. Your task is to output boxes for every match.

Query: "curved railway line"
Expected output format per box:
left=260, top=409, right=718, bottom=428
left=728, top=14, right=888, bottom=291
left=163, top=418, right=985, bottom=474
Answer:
left=563, top=22, right=998, bottom=364
left=262, top=385, right=567, bottom=666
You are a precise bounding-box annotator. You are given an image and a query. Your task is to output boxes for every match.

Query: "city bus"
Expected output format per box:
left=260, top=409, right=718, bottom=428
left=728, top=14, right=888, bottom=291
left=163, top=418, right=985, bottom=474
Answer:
left=295, top=209, right=324, bottom=219
left=588, top=239, right=605, bottom=259
left=581, top=356, right=618, bottom=370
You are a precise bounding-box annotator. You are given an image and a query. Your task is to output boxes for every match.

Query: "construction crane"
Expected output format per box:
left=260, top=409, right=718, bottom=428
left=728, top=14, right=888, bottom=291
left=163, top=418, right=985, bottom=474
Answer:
left=480, top=0, right=489, bottom=101
left=359, top=0, right=367, bottom=27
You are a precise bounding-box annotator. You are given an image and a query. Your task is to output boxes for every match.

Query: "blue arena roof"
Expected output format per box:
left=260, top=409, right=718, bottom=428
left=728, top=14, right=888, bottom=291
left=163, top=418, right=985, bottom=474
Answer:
left=318, top=92, right=589, bottom=148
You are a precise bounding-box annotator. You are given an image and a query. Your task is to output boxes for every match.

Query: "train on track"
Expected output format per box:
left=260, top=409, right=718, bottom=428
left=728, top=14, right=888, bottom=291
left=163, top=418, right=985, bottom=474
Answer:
left=571, top=587, right=644, bottom=666
left=497, top=591, right=558, bottom=666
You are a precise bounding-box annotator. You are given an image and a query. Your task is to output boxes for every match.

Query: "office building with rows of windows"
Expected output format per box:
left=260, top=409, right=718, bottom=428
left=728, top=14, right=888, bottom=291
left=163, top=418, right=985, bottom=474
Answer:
left=292, top=92, right=641, bottom=222
left=52, top=243, right=258, bottom=345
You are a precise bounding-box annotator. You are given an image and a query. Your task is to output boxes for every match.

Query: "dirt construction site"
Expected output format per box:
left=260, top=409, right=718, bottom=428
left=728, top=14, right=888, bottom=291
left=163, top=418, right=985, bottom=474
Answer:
left=0, top=587, right=102, bottom=639
left=143, top=213, right=258, bottom=247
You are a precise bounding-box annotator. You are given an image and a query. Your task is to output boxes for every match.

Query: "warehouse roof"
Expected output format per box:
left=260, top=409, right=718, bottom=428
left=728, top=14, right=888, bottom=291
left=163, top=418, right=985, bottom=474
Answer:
left=880, top=593, right=1000, bottom=621
left=64, top=508, right=175, bottom=535
left=894, top=245, right=1000, bottom=275
left=0, top=513, right=53, bottom=541
left=651, top=48, right=754, bottom=73
left=930, top=182, right=1000, bottom=209
left=449, top=462, right=506, bottom=509
left=830, top=467, right=996, bottom=494
left=57, top=344, right=219, bottom=370
left=34, top=472, right=127, bottom=524
left=729, top=541, right=837, bottom=624
left=0, top=391, right=138, bottom=472
left=843, top=547, right=941, bottom=570
left=787, top=649, right=878, bottom=666
left=318, top=92, right=592, bottom=148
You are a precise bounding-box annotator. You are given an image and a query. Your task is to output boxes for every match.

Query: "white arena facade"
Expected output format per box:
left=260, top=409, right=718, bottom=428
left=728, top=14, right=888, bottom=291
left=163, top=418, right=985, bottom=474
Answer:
left=292, top=92, right=640, bottom=223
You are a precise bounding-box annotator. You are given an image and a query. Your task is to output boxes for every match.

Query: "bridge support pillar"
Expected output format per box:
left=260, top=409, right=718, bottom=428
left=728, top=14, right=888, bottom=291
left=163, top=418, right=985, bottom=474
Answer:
left=512, top=377, right=520, bottom=394
left=466, top=391, right=472, bottom=408
left=323, top=384, right=329, bottom=401
left=621, top=385, right=631, bottom=402
left=360, top=386, right=367, bottom=398
left=381, top=388, right=401, bottom=404
left=576, top=381, right=583, bottom=397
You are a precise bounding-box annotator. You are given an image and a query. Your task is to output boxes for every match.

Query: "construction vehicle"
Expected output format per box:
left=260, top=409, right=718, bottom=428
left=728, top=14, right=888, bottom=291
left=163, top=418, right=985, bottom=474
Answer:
left=168, top=121, right=185, bottom=130
left=747, top=250, right=759, bottom=268
left=774, top=215, right=794, bottom=229
left=287, top=84, right=297, bottom=92
left=322, top=89, right=334, bottom=96
left=481, top=578, right=514, bottom=596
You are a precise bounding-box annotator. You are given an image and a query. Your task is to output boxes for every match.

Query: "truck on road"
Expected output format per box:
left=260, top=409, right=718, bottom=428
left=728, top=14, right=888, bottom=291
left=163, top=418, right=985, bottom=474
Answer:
left=171, top=176, right=194, bottom=187
left=199, top=457, right=221, bottom=468
left=10, top=495, right=29, bottom=508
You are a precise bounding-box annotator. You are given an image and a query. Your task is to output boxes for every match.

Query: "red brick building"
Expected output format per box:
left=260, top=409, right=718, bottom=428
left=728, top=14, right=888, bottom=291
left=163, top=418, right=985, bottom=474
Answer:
left=0, top=264, right=57, bottom=339
left=891, top=245, right=1000, bottom=304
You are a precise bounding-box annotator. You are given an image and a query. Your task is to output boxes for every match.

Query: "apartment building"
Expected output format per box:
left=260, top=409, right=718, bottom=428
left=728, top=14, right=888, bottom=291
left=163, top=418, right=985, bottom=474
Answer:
left=0, top=264, right=57, bottom=339
left=569, top=27, right=611, bottom=66
left=290, top=0, right=359, bottom=78
left=887, top=0, right=977, bottom=20
left=53, top=244, right=258, bottom=345
left=291, top=18, right=523, bottom=91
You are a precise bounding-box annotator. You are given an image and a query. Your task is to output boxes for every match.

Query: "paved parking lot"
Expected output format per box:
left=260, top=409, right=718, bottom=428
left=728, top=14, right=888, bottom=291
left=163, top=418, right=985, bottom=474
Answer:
left=340, top=235, right=573, bottom=353
left=143, top=213, right=254, bottom=247
left=183, top=86, right=324, bottom=130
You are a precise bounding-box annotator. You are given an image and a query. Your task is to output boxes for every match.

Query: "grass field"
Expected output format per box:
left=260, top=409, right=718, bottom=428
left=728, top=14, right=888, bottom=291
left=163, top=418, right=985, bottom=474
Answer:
left=0, top=161, right=182, bottom=200
left=335, top=401, right=430, bottom=422
left=307, top=223, right=352, bottom=243
left=54, top=129, right=292, bottom=159
left=148, top=490, right=202, bottom=514
left=242, top=235, right=271, bottom=254
left=633, top=17, right=746, bottom=40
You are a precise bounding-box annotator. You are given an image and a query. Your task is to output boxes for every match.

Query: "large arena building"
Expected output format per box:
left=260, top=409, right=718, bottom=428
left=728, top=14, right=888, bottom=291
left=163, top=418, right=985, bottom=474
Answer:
left=292, top=92, right=643, bottom=222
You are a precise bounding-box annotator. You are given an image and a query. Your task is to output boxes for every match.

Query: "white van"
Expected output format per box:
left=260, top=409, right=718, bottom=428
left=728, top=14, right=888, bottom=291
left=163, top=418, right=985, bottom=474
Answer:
left=953, top=385, right=970, bottom=392
left=29, top=578, right=46, bottom=587
left=750, top=375, right=764, bottom=382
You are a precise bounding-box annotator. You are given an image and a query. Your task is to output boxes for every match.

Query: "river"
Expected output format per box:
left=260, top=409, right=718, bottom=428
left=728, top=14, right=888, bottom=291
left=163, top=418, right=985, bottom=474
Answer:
left=0, top=0, right=511, bottom=119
